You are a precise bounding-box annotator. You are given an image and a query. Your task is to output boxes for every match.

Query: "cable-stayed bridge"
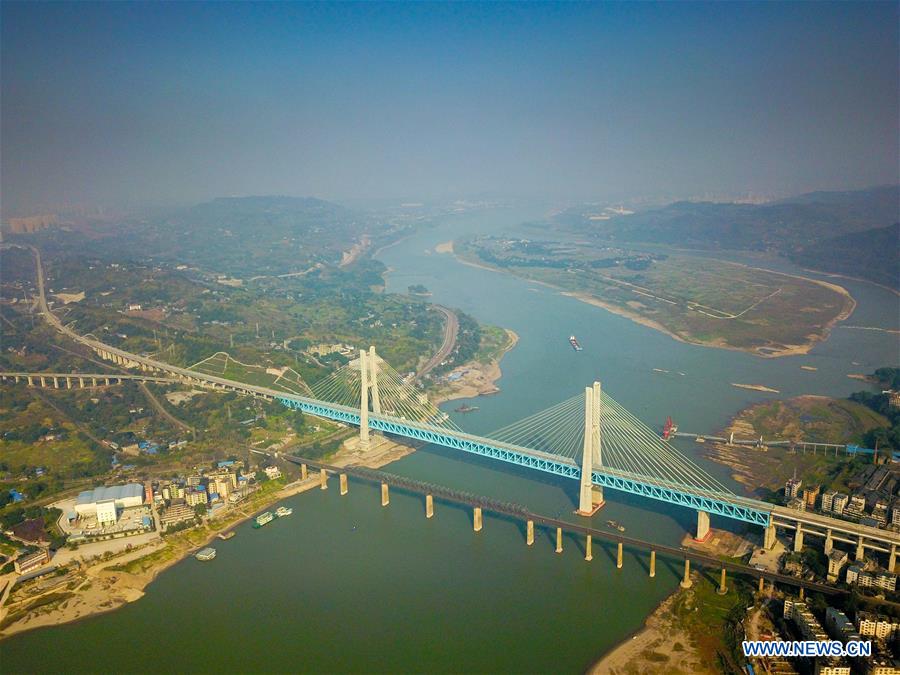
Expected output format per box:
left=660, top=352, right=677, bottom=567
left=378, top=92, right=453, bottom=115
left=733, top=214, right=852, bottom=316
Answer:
left=12, top=242, right=900, bottom=566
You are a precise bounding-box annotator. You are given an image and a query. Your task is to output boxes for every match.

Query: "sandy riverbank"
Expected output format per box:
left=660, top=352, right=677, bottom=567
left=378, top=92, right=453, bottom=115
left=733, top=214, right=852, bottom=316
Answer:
left=431, top=329, right=519, bottom=405
left=588, top=582, right=704, bottom=675
left=0, top=437, right=417, bottom=639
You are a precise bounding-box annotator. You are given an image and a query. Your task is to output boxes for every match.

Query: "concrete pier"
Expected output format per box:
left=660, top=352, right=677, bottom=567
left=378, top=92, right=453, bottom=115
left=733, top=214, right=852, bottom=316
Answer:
left=40, top=376, right=46, bottom=387
left=381, top=482, right=389, bottom=506
left=680, top=559, right=692, bottom=589
left=53, top=377, right=59, bottom=388
left=717, top=567, right=727, bottom=595
left=649, top=550, right=656, bottom=577
left=301, top=464, right=308, bottom=481
left=585, top=534, right=593, bottom=562
left=856, top=537, right=865, bottom=562
left=758, top=576, right=765, bottom=593
left=824, top=529, right=833, bottom=555
left=526, top=520, right=534, bottom=546
left=425, top=494, right=434, bottom=519
left=695, top=510, right=710, bottom=542
left=319, top=469, right=328, bottom=490
left=794, top=523, right=804, bottom=552
left=79, top=377, right=85, bottom=388
left=799, top=586, right=805, bottom=600
left=66, top=377, right=72, bottom=389
left=555, top=527, right=563, bottom=553
left=616, top=541, right=623, bottom=569
left=27, top=376, right=34, bottom=386
left=473, top=507, right=483, bottom=532
left=339, top=473, right=348, bottom=495
left=890, top=545, right=896, bottom=573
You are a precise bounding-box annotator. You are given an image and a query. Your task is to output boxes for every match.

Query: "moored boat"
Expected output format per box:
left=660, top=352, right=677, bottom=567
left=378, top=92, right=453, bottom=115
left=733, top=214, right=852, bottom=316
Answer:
left=195, top=547, right=217, bottom=561
left=253, top=511, right=274, bottom=528
left=275, top=506, right=293, bottom=518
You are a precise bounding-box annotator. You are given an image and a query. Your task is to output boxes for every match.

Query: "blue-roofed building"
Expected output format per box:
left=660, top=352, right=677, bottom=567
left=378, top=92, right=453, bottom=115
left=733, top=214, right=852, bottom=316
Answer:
left=9, top=489, right=25, bottom=503
left=217, top=460, right=236, bottom=468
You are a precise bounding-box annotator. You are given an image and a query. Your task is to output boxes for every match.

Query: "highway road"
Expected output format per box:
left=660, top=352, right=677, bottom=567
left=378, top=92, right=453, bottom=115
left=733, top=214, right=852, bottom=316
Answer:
left=417, top=305, right=458, bottom=378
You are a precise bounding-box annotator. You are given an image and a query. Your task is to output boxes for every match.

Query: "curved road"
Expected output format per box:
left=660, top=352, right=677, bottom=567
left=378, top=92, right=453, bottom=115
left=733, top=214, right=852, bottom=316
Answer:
left=417, top=305, right=458, bottom=378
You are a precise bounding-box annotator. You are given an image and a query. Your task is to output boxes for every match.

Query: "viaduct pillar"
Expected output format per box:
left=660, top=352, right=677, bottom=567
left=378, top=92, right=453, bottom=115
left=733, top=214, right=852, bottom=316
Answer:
left=526, top=520, right=535, bottom=546
left=890, top=545, right=896, bottom=573
left=718, top=567, right=728, bottom=595
left=649, top=550, right=656, bottom=578
left=27, top=376, right=34, bottom=386
left=793, top=523, right=804, bottom=552
left=425, top=494, right=434, bottom=519
left=555, top=527, right=563, bottom=553
left=301, top=464, right=308, bottom=481
left=473, top=507, right=483, bottom=532
left=585, top=535, right=593, bottom=562
left=680, top=559, right=693, bottom=589
left=824, top=529, right=834, bottom=555
left=381, top=482, right=390, bottom=506
left=616, top=541, right=623, bottom=569
left=339, top=474, right=348, bottom=495
left=764, top=522, right=776, bottom=549
left=319, top=469, right=328, bottom=490
left=856, top=537, right=865, bottom=562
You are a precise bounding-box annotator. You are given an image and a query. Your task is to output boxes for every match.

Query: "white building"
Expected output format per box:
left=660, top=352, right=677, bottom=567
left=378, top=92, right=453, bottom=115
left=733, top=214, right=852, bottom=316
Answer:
left=74, top=484, right=144, bottom=524
left=857, top=611, right=900, bottom=639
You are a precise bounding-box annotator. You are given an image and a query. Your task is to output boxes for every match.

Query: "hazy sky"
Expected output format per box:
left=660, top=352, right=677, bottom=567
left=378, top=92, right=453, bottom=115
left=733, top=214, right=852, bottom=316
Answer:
left=2, top=1, right=898, bottom=215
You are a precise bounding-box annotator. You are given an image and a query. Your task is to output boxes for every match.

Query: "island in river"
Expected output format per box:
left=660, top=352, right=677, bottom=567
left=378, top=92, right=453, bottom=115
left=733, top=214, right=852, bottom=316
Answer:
left=453, top=236, right=856, bottom=358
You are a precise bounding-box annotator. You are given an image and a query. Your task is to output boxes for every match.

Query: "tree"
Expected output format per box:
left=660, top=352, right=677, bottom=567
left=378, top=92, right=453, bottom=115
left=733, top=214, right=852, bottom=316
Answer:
left=193, top=503, right=207, bottom=517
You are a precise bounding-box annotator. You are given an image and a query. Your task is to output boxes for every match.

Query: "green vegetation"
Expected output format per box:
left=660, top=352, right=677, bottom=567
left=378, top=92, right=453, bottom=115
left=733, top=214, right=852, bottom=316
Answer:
left=459, top=236, right=853, bottom=355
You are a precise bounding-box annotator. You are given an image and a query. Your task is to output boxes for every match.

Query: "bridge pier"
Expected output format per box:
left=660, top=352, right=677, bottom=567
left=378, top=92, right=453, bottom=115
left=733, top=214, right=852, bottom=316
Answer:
left=793, top=523, right=804, bottom=552
left=578, top=387, right=596, bottom=515
left=555, top=527, right=563, bottom=553
left=649, top=550, right=656, bottom=577
left=27, top=376, right=34, bottom=386
left=680, top=559, right=692, bottom=589
left=616, top=541, right=623, bottom=569
left=890, top=545, right=896, bottom=573
left=339, top=473, right=348, bottom=495
left=764, top=523, right=776, bottom=549
left=301, top=464, right=308, bottom=481
left=92, top=377, right=97, bottom=387
left=79, top=377, right=84, bottom=388
left=758, top=576, right=765, bottom=593
left=526, top=520, right=534, bottom=546
left=319, top=469, right=328, bottom=490
left=799, top=586, right=805, bottom=601
left=585, top=535, right=593, bottom=561
left=824, top=529, right=833, bottom=555
left=66, top=377, right=72, bottom=389
left=381, top=482, right=389, bottom=506
left=40, top=376, right=46, bottom=387
left=53, top=377, right=59, bottom=388
left=473, top=507, right=482, bottom=532
left=695, top=510, right=711, bottom=542
left=717, top=567, right=727, bottom=595
left=856, top=537, right=865, bottom=562
left=425, top=494, right=434, bottom=519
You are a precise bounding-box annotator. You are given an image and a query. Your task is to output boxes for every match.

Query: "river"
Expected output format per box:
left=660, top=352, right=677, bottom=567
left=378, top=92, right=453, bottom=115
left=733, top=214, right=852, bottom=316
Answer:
left=3, top=206, right=898, bottom=673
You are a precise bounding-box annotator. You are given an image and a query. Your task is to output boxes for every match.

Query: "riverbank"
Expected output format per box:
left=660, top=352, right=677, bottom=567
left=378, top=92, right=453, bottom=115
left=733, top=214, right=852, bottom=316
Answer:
left=0, top=436, right=417, bottom=640
left=430, top=328, right=519, bottom=404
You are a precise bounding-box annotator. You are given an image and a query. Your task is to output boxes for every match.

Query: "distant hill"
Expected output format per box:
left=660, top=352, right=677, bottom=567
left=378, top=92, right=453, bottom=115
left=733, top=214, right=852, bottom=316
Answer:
left=791, top=223, right=899, bottom=290
left=555, top=186, right=899, bottom=289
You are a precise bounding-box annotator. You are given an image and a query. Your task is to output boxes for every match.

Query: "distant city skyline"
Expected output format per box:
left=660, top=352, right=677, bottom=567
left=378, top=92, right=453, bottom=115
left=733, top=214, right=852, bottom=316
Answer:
left=2, top=1, right=898, bottom=216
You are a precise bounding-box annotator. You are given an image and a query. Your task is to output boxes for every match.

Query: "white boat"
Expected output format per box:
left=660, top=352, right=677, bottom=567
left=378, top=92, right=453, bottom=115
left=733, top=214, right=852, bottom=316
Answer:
left=275, top=506, right=293, bottom=518
left=195, top=547, right=217, bottom=561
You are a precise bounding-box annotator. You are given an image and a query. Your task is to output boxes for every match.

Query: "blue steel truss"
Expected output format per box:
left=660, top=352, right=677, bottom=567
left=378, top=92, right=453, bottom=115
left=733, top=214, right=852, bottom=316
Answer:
left=276, top=396, right=771, bottom=526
